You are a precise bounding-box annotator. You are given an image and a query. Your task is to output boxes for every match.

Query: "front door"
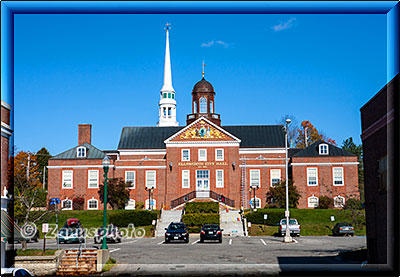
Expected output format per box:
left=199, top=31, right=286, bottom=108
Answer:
left=196, top=170, right=210, bottom=198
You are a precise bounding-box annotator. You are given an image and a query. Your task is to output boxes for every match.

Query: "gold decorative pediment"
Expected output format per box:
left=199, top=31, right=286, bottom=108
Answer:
left=176, top=120, right=228, bottom=141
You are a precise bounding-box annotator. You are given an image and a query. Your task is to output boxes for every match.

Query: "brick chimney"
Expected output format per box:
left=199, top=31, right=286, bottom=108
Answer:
left=78, top=124, right=92, bottom=145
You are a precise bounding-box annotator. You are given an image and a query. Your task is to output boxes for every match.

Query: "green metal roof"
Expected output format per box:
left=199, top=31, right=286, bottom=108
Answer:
left=50, top=143, right=106, bottom=160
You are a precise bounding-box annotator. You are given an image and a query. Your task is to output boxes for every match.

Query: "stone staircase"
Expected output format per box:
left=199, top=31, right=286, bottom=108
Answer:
left=57, top=249, right=98, bottom=275
left=220, top=208, right=245, bottom=237
left=155, top=210, right=183, bottom=237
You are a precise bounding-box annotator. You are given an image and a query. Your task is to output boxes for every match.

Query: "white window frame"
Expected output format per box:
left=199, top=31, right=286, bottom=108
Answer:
left=182, top=170, right=190, bottom=188
left=333, top=167, right=344, bottom=186
left=125, top=171, right=136, bottom=189
left=87, top=198, right=99, bottom=210
left=250, top=169, right=260, bottom=188
left=270, top=169, right=281, bottom=187
left=62, top=170, right=73, bottom=189
left=334, top=195, right=345, bottom=208
left=88, top=170, right=99, bottom=188
left=307, top=195, right=319, bottom=208
left=125, top=199, right=136, bottom=210
left=77, top=146, right=86, bottom=158
left=250, top=197, right=261, bottom=209
left=181, top=149, right=190, bottom=161
left=145, top=199, right=156, bottom=210
left=216, top=170, right=224, bottom=188
left=146, top=171, right=156, bottom=189
left=198, top=149, right=207, bottom=161
left=215, top=149, right=224, bottom=161
left=307, top=168, right=318, bottom=186
left=61, top=198, right=72, bottom=210
left=199, top=97, right=207, bottom=113
left=319, top=144, right=329, bottom=155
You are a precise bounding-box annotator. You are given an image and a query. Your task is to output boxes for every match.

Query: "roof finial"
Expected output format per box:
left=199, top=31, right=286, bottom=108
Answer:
left=165, top=22, right=171, bottom=30
left=202, top=60, right=206, bottom=78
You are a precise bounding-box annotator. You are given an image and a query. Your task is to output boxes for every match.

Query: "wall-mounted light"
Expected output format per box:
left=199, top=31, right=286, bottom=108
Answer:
left=232, top=161, right=236, bottom=170
left=169, top=162, right=173, bottom=171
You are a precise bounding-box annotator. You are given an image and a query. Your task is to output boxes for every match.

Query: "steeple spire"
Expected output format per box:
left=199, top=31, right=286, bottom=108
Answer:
left=161, top=23, right=174, bottom=93
left=157, top=23, right=178, bottom=127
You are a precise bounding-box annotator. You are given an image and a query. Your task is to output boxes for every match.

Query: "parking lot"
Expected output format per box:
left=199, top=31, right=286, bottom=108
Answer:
left=16, top=235, right=366, bottom=266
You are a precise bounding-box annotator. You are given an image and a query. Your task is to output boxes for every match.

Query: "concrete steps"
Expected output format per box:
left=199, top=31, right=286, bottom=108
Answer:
left=155, top=210, right=183, bottom=237
left=57, top=249, right=98, bottom=275
left=220, top=208, right=245, bottom=237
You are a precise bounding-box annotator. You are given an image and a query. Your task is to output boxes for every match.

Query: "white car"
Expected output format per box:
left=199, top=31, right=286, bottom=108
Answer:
left=1, top=267, right=33, bottom=276
left=279, top=218, right=301, bottom=237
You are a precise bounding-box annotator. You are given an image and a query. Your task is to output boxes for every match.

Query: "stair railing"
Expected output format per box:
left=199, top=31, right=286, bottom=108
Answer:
left=170, top=190, right=235, bottom=209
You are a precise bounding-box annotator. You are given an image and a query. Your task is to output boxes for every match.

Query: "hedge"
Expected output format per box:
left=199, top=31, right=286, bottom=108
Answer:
left=245, top=210, right=284, bottom=225
left=184, top=202, right=219, bottom=214
left=109, top=210, right=158, bottom=227
left=182, top=213, right=220, bottom=227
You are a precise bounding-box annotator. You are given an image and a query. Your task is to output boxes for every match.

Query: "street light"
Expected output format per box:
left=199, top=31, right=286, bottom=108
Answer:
left=102, top=155, right=110, bottom=250
left=145, top=186, right=154, bottom=211
left=283, top=118, right=293, bottom=243
left=249, top=185, right=259, bottom=211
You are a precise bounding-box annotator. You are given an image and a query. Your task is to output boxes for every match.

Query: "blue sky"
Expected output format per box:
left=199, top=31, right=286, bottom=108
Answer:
left=12, top=13, right=387, bottom=155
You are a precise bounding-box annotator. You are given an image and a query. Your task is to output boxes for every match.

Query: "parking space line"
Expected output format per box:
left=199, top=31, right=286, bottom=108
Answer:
left=229, top=239, right=232, bottom=245
left=260, top=239, right=266, bottom=246
left=292, top=238, right=298, bottom=244
left=191, top=239, right=200, bottom=245
left=157, top=240, right=164, bottom=245
left=109, top=248, right=120, bottom=253
left=118, top=239, right=137, bottom=245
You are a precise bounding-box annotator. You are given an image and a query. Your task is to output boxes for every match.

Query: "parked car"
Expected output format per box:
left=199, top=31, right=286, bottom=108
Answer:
left=94, top=225, right=122, bottom=243
left=1, top=267, right=34, bottom=276
left=279, top=218, right=301, bottom=237
left=200, top=224, right=223, bottom=243
left=57, top=218, right=85, bottom=244
left=164, top=222, right=189, bottom=243
left=332, top=223, right=355, bottom=236
left=14, top=226, right=39, bottom=243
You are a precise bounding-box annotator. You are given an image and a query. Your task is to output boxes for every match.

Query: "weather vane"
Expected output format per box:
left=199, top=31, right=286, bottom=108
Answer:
left=202, top=61, right=206, bottom=78
left=165, top=22, right=171, bottom=30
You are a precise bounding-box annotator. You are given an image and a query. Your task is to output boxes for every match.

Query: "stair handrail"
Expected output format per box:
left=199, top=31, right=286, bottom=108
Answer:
left=170, top=190, right=235, bottom=209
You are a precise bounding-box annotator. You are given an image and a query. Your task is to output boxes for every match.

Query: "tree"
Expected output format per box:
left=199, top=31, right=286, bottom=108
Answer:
left=12, top=151, right=50, bottom=224
left=342, top=137, right=364, bottom=202
left=317, top=196, right=334, bottom=209
left=295, top=121, right=336, bottom=148
left=36, top=147, right=52, bottom=190
left=98, top=178, right=130, bottom=209
left=277, top=115, right=299, bottom=148
left=266, top=180, right=301, bottom=209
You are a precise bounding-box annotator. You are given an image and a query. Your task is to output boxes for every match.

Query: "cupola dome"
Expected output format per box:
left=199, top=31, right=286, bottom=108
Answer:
left=192, top=78, right=214, bottom=93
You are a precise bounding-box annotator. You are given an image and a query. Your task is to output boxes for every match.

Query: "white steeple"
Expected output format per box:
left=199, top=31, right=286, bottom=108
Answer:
left=158, top=23, right=178, bottom=127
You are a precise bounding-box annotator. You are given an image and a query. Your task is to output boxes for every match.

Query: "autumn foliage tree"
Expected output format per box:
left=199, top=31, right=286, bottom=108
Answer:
left=266, top=180, right=301, bottom=209
left=295, top=121, right=336, bottom=148
left=98, top=178, right=130, bottom=210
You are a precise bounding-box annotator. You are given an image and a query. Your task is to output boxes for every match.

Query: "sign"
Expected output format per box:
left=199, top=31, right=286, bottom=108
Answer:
left=50, top=197, right=60, bottom=205
left=152, top=220, right=156, bottom=226
left=247, top=222, right=251, bottom=228
left=42, top=223, right=49, bottom=233
left=285, top=210, right=290, bottom=217
left=330, top=216, right=335, bottom=222
left=264, top=214, right=268, bottom=220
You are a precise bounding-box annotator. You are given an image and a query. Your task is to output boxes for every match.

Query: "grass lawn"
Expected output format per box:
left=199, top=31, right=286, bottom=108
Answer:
left=16, top=249, right=57, bottom=256
left=102, top=258, right=117, bottom=272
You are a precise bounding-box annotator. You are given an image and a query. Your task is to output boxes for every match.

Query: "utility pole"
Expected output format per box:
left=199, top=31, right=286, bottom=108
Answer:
left=27, top=152, right=31, bottom=181
left=43, top=166, right=46, bottom=190
left=304, top=127, right=308, bottom=148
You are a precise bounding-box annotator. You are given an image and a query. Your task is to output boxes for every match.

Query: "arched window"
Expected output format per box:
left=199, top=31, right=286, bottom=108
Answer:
left=199, top=97, right=207, bottom=113
left=77, top=147, right=86, bottom=158
left=250, top=197, right=261, bottom=209
left=334, top=195, right=345, bottom=208
left=193, top=101, right=197, bottom=113
left=62, top=199, right=73, bottom=210
left=145, top=199, right=156, bottom=210
left=125, top=199, right=136, bottom=210
left=307, top=196, right=319, bottom=208
left=88, top=198, right=99, bottom=210
left=210, top=101, right=214, bottom=113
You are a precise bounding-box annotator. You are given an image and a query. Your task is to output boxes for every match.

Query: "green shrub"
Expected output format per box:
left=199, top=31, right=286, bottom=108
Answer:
left=184, top=202, right=219, bottom=214
left=109, top=210, right=158, bottom=227
left=244, top=209, right=284, bottom=225
left=182, top=213, right=220, bottom=227
left=317, top=196, right=334, bottom=209
left=344, top=198, right=363, bottom=210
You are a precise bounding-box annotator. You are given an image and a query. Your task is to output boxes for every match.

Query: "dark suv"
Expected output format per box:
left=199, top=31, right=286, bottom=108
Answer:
left=200, top=224, right=223, bottom=243
left=165, top=222, right=189, bottom=243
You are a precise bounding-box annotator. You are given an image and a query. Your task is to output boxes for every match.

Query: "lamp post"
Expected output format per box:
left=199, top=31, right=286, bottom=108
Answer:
left=145, top=186, right=154, bottom=211
left=102, top=155, right=110, bottom=250
left=249, top=185, right=259, bottom=211
left=283, top=118, right=293, bottom=243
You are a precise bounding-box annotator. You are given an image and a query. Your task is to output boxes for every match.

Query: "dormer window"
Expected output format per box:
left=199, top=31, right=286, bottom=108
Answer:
left=319, top=144, right=329, bottom=155
left=77, top=146, right=86, bottom=158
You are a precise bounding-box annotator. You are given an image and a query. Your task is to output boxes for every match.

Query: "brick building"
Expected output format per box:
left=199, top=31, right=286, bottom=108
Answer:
left=47, top=27, right=359, bottom=211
